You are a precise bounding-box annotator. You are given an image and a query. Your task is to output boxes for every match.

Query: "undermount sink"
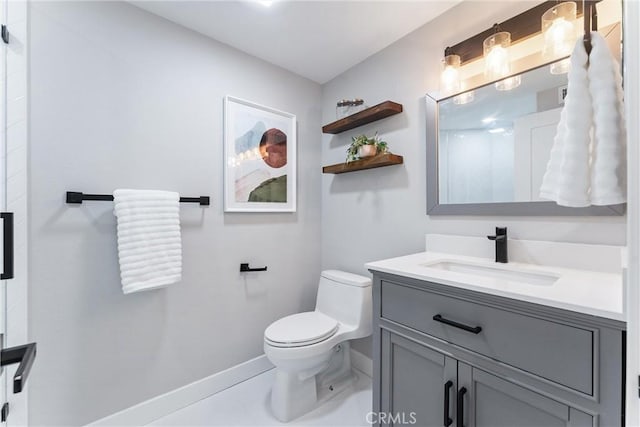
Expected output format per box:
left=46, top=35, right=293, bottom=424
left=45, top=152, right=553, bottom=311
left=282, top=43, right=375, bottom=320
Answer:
left=422, top=260, right=560, bottom=286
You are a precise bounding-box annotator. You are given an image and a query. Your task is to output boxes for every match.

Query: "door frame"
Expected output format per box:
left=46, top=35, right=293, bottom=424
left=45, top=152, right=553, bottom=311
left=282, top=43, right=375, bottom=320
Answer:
left=625, top=0, right=640, bottom=425
left=2, top=0, right=29, bottom=425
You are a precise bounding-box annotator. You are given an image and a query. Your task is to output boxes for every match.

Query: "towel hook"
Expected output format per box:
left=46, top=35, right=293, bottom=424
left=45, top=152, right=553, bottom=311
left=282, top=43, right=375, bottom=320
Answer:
left=583, top=0, right=598, bottom=54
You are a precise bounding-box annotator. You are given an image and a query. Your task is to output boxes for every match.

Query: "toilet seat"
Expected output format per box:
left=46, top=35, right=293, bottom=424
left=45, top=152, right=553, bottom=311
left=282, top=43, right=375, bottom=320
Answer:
left=265, top=312, right=339, bottom=348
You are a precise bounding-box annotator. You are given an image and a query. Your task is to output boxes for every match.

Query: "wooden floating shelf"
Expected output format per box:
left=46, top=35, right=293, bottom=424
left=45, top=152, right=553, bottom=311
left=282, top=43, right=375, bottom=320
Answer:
left=322, top=101, right=403, bottom=134
left=322, top=153, right=404, bottom=174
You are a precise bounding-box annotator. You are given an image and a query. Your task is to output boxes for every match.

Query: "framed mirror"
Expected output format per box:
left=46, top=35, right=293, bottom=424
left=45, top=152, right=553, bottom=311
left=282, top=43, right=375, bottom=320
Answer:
left=426, top=24, right=624, bottom=216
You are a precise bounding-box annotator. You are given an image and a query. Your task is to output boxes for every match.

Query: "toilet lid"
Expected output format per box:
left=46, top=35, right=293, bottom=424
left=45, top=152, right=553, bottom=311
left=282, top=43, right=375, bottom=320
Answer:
left=265, top=312, right=339, bottom=347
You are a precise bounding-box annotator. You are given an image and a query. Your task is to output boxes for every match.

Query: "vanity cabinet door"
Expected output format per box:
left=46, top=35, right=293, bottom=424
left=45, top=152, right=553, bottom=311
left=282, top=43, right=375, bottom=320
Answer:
left=380, top=330, right=457, bottom=427
left=457, top=362, right=593, bottom=427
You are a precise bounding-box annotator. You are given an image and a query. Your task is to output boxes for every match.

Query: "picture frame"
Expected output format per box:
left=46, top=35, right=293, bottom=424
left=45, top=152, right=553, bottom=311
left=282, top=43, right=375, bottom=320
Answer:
left=223, top=96, right=297, bottom=212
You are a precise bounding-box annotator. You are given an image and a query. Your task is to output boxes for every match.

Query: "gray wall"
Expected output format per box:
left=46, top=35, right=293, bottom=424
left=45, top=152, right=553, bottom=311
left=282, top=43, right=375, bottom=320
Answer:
left=320, top=1, right=627, bottom=356
left=28, top=2, right=321, bottom=425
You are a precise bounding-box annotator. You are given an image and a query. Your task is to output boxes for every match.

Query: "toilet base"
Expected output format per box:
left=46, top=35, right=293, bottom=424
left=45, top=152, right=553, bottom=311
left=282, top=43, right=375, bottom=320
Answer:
left=269, top=342, right=355, bottom=422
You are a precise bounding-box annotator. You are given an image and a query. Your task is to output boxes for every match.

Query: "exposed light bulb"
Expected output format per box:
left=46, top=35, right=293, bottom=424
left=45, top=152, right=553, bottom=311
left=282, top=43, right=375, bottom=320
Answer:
left=542, top=2, right=577, bottom=61
left=485, top=46, right=510, bottom=78
left=545, top=18, right=575, bottom=57
left=440, top=54, right=461, bottom=95
left=483, top=30, right=512, bottom=80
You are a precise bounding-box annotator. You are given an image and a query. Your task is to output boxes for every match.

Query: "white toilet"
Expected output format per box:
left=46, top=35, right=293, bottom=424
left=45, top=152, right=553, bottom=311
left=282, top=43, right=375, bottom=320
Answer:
left=263, top=270, right=372, bottom=422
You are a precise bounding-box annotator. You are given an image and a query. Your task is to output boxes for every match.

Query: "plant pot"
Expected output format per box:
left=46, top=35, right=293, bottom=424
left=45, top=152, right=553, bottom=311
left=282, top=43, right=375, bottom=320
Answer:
left=358, top=145, right=377, bottom=158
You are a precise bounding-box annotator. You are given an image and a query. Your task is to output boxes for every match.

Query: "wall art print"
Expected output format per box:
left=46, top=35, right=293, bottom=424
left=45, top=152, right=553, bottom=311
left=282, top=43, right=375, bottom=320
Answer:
left=224, top=96, right=296, bottom=212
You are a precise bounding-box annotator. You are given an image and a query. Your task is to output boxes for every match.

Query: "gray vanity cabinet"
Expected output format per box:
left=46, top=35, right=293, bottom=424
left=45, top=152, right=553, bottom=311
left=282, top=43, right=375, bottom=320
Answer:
left=380, top=330, right=457, bottom=427
left=380, top=330, right=592, bottom=427
left=371, top=272, right=625, bottom=427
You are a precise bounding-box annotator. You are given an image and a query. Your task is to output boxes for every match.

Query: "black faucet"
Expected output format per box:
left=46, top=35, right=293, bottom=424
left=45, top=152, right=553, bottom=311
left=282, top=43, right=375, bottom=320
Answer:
left=487, top=227, right=508, bottom=263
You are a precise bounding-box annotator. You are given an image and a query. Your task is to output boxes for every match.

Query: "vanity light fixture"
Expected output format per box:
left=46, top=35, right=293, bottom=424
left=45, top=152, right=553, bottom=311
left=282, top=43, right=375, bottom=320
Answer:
left=442, top=1, right=596, bottom=88
left=542, top=2, right=578, bottom=74
left=440, top=47, right=462, bottom=95
left=483, top=25, right=512, bottom=81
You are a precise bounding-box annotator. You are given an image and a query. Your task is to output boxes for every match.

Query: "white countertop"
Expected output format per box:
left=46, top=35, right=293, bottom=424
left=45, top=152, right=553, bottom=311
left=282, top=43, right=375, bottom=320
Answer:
left=366, top=251, right=625, bottom=322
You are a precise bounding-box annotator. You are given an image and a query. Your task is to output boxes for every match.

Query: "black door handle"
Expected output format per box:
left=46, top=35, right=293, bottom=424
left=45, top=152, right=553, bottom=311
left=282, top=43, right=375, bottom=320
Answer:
left=444, top=380, right=453, bottom=426
left=457, top=387, right=467, bottom=427
left=1, top=342, right=37, bottom=393
left=1, top=212, right=13, bottom=280
left=433, top=314, right=482, bottom=334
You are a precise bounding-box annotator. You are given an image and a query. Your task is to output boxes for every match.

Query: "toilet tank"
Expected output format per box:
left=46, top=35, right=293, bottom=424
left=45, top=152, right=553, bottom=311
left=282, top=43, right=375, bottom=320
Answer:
left=315, top=270, right=372, bottom=330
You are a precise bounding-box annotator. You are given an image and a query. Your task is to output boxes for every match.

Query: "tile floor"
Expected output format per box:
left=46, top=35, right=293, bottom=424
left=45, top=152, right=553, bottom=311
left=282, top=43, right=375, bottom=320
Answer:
left=149, top=368, right=372, bottom=426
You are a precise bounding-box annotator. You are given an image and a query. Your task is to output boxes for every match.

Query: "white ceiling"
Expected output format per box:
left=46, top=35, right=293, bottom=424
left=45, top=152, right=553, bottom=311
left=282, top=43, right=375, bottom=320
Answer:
left=130, top=1, right=460, bottom=84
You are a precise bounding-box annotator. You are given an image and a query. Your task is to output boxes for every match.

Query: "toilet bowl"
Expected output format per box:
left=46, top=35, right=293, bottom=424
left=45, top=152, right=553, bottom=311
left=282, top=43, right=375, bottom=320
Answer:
left=263, top=270, right=372, bottom=422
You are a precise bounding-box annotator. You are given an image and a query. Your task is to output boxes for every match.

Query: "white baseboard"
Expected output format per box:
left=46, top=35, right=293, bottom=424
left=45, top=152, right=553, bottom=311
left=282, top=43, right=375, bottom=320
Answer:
left=88, top=355, right=274, bottom=426
left=350, top=348, right=373, bottom=378
left=89, top=349, right=372, bottom=426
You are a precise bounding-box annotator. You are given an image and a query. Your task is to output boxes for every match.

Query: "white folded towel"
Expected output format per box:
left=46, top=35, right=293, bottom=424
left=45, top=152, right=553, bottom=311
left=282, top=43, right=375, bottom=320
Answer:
left=539, top=33, right=626, bottom=207
left=589, top=32, right=627, bottom=205
left=540, top=37, right=593, bottom=207
left=113, top=189, right=182, bottom=294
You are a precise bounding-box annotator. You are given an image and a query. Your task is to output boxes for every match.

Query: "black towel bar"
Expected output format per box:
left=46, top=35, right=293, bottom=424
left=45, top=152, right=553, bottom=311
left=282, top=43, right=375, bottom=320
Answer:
left=66, top=191, right=210, bottom=206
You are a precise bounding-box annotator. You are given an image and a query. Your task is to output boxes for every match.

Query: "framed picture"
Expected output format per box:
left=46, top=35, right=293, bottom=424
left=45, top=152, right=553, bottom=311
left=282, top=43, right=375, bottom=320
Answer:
left=223, top=96, right=297, bottom=212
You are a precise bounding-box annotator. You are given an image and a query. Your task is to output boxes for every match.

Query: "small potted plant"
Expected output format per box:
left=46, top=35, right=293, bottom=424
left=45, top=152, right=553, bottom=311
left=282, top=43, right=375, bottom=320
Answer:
left=346, top=132, right=389, bottom=162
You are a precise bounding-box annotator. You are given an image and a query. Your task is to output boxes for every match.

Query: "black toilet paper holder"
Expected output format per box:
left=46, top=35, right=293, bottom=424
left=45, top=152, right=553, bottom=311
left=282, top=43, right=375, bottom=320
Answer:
left=240, top=263, right=267, bottom=272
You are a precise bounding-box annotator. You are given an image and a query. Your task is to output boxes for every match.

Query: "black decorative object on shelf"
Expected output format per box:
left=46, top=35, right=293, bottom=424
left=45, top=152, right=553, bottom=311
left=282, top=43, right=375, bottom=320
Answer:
left=66, top=191, right=210, bottom=206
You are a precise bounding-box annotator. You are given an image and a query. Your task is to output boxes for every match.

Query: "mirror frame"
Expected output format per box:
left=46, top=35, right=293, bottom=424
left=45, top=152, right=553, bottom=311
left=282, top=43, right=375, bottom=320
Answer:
left=425, top=94, right=625, bottom=216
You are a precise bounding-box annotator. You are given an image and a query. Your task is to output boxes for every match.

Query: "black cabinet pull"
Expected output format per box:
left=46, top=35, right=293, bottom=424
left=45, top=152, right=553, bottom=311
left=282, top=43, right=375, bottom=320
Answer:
left=1, top=342, right=36, bottom=393
left=456, top=387, right=467, bottom=427
left=1, top=212, right=13, bottom=280
left=433, top=314, right=482, bottom=334
left=444, top=380, right=453, bottom=426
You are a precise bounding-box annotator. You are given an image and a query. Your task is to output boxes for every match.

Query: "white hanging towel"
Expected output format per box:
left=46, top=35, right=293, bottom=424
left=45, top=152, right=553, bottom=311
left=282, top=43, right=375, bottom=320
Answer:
left=588, top=32, right=626, bottom=205
left=539, top=37, right=593, bottom=207
left=113, top=189, right=182, bottom=294
left=540, top=33, right=626, bottom=207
